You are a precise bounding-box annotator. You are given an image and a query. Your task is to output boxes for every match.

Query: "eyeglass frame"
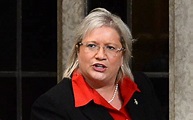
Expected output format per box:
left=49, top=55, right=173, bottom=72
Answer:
left=76, top=42, right=125, bottom=57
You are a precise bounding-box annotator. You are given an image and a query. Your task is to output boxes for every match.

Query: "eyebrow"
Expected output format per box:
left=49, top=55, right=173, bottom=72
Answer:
left=85, top=40, right=119, bottom=45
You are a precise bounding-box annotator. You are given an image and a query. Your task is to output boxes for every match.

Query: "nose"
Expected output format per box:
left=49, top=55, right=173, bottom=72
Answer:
left=95, top=47, right=107, bottom=60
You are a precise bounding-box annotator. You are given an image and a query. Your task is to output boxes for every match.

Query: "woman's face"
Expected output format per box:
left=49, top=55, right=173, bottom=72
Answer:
left=77, top=26, right=124, bottom=87
left=78, top=26, right=123, bottom=87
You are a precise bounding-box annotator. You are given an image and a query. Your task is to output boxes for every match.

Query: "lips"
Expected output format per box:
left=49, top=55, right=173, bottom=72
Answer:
left=92, top=63, right=107, bottom=72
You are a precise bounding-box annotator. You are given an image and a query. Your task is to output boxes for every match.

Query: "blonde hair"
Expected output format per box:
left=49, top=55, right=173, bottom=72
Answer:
left=63, top=8, right=134, bottom=81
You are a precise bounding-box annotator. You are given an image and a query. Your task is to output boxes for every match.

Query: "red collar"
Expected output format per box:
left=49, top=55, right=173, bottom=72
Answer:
left=72, top=71, right=140, bottom=108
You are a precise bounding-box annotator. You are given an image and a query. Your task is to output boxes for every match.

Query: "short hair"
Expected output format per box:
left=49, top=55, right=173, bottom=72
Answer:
left=63, top=8, right=134, bottom=82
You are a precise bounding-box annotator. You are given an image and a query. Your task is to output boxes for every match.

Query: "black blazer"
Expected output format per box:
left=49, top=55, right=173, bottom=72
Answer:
left=30, top=72, right=163, bottom=120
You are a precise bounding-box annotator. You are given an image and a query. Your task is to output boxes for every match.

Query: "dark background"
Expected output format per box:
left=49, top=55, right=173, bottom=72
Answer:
left=0, top=0, right=57, bottom=120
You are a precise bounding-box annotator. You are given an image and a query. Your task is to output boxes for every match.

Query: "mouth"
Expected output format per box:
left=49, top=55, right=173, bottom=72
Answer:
left=92, top=63, right=107, bottom=72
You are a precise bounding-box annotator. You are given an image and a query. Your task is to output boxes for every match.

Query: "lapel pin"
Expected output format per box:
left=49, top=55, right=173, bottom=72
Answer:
left=134, top=99, right=138, bottom=105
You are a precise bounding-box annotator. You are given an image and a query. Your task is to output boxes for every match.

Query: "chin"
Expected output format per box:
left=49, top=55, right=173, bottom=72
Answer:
left=90, top=73, right=107, bottom=81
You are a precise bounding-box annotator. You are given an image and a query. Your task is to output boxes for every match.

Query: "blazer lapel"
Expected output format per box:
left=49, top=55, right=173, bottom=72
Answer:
left=79, top=101, right=113, bottom=120
left=126, top=92, right=148, bottom=120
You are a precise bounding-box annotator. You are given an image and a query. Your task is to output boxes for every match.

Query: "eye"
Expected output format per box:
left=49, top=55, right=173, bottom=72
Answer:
left=106, top=45, right=116, bottom=51
left=86, top=43, right=97, bottom=48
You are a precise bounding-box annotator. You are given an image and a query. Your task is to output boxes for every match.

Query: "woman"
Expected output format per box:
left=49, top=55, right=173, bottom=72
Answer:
left=31, top=8, right=163, bottom=120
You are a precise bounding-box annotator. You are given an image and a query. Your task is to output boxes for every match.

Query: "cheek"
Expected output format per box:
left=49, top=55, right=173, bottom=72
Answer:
left=77, top=52, right=92, bottom=65
left=109, top=57, right=123, bottom=68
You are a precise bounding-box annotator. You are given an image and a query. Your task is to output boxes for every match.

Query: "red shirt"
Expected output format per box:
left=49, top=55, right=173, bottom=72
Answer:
left=72, top=71, right=140, bottom=120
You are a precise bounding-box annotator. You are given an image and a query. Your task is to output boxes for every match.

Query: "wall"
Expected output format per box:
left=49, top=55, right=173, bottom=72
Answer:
left=58, top=0, right=85, bottom=80
left=169, top=0, right=193, bottom=119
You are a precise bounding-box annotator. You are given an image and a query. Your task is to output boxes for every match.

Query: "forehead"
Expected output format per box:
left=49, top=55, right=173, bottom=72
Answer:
left=83, top=26, right=121, bottom=45
left=84, top=25, right=120, bottom=36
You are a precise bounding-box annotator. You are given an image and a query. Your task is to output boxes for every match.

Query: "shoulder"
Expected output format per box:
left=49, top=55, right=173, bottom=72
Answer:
left=46, top=78, right=73, bottom=96
left=132, top=71, right=154, bottom=94
left=43, top=77, right=73, bottom=99
left=32, top=78, right=74, bottom=111
left=30, top=78, right=75, bottom=119
left=131, top=71, right=163, bottom=120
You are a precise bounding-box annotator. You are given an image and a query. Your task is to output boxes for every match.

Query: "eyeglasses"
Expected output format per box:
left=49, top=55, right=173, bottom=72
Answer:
left=77, top=42, right=125, bottom=57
